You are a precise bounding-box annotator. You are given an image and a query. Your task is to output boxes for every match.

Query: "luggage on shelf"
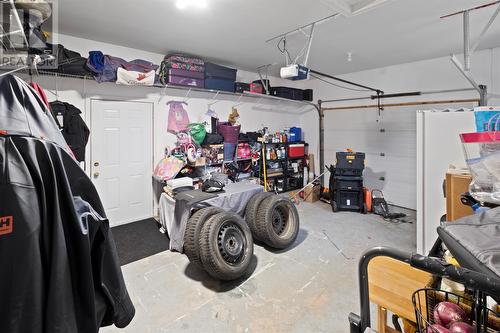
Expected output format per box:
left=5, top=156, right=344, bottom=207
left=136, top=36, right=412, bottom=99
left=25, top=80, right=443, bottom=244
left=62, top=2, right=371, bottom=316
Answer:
left=249, top=79, right=271, bottom=94
left=166, top=68, right=205, bottom=87
left=204, top=62, right=237, bottom=92
left=270, top=86, right=304, bottom=101
left=159, top=54, right=205, bottom=84
left=163, top=54, right=205, bottom=72
left=38, top=44, right=91, bottom=76
left=204, top=78, right=234, bottom=92
left=250, top=81, right=264, bottom=94
left=303, top=89, right=314, bottom=101
left=235, top=82, right=250, bottom=93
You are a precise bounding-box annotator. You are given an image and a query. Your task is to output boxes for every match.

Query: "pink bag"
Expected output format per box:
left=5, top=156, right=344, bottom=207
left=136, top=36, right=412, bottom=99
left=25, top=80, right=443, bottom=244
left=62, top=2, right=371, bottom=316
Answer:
left=237, top=143, right=251, bottom=159
left=167, top=101, right=190, bottom=133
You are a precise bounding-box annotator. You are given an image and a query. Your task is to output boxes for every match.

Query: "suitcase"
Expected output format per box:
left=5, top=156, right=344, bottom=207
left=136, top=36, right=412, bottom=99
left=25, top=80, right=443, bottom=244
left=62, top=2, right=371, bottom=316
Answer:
left=204, top=78, right=235, bottom=92
left=303, top=89, right=313, bottom=101
left=250, top=82, right=264, bottom=94
left=205, top=62, right=237, bottom=80
left=204, top=63, right=236, bottom=92
left=167, top=68, right=204, bottom=88
left=235, top=82, right=250, bottom=93
left=251, top=79, right=271, bottom=94
left=271, top=87, right=304, bottom=100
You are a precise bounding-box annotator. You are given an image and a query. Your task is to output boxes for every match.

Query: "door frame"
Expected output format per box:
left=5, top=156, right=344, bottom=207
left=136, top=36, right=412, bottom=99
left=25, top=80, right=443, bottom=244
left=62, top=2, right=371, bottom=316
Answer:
left=86, top=97, right=156, bottom=222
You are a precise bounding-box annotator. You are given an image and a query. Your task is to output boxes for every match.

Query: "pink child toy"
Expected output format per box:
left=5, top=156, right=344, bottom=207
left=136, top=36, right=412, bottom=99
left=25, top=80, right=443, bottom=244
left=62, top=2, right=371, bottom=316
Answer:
left=167, top=101, right=190, bottom=133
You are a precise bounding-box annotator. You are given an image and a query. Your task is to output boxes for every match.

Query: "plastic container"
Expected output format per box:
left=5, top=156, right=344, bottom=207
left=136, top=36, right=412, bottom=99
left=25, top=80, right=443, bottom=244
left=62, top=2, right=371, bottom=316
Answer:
left=460, top=131, right=500, bottom=204
left=288, top=143, right=305, bottom=158
left=289, top=127, right=302, bottom=142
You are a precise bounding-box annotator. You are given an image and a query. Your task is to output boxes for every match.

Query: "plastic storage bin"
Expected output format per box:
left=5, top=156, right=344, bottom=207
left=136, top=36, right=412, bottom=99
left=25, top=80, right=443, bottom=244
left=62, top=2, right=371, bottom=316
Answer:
left=289, top=127, right=302, bottom=142
left=288, top=143, right=305, bottom=158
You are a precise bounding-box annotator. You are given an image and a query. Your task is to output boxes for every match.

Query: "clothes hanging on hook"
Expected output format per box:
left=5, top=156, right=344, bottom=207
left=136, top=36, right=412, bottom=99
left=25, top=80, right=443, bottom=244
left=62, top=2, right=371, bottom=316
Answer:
left=49, top=101, right=90, bottom=162
left=167, top=100, right=190, bottom=133
left=29, top=82, right=51, bottom=109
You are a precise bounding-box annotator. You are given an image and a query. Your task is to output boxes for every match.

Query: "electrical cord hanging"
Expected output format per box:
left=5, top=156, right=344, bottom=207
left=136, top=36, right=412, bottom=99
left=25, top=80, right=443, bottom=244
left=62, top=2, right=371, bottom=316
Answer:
left=277, top=37, right=293, bottom=64
left=310, top=73, right=372, bottom=92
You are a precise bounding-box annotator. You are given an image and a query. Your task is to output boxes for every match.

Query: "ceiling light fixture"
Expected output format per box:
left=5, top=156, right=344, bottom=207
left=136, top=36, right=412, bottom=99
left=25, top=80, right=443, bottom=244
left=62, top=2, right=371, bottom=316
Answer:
left=320, top=0, right=392, bottom=16
left=176, top=0, right=208, bottom=10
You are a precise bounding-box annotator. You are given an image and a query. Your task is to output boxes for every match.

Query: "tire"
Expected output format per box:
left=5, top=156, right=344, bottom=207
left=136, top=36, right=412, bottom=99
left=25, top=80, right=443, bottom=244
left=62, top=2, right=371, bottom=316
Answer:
left=255, top=196, right=300, bottom=249
left=331, top=201, right=338, bottom=212
left=199, top=212, right=254, bottom=281
left=245, top=192, right=274, bottom=240
left=184, top=207, right=224, bottom=266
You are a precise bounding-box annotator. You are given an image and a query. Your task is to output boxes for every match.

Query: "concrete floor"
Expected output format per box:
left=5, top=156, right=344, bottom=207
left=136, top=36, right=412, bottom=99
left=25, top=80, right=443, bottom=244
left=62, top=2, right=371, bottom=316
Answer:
left=102, top=201, right=416, bottom=333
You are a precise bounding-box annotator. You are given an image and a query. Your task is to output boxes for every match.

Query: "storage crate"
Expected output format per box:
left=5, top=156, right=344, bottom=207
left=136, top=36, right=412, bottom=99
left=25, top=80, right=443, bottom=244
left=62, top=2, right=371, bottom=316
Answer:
left=288, top=143, right=305, bottom=158
left=335, top=152, right=365, bottom=176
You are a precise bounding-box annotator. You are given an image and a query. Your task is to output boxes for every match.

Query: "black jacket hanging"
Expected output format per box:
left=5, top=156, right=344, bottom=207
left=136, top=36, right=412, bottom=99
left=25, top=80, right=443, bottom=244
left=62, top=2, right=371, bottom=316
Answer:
left=0, top=74, right=134, bottom=332
left=49, top=101, right=90, bottom=162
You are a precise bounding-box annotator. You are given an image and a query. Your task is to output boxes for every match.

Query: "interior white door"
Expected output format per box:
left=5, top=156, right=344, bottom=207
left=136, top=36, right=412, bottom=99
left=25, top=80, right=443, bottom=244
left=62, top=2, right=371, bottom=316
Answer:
left=91, top=100, right=153, bottom=227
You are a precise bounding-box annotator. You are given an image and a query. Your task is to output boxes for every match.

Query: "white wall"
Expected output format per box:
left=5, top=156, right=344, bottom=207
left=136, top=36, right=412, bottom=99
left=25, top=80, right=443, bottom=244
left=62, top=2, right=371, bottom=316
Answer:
left=30, top=34, right=312, bottom=175
left=300, top=47, right=500, bottom=209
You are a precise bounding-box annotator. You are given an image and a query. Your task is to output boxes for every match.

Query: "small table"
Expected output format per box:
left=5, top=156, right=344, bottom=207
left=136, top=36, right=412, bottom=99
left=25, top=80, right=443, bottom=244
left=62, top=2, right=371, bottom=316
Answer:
left=159, top=182, right=264, bottom=252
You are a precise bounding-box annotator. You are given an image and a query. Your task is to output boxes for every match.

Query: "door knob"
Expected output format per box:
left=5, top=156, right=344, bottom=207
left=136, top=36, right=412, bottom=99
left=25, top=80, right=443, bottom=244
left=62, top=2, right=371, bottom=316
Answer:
left=93, top=172, right=100, bottom=178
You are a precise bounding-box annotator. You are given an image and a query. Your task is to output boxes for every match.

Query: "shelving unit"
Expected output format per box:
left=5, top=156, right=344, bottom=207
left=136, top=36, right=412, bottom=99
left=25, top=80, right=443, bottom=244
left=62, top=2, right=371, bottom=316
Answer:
left=262, top=141, right=307, bottom=193
left=13, top=70, right=318, bottom=114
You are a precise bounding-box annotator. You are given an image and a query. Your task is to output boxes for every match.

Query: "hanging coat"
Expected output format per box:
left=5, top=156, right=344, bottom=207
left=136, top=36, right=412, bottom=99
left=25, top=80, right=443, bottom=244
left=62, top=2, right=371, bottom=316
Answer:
left=49, top=101, right=90, bottom=162
left=0, top=74, right=135, bottom=332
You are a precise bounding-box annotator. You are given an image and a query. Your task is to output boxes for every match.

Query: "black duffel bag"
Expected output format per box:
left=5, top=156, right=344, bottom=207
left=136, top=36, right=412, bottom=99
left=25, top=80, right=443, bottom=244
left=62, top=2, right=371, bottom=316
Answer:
left=202, top=133, right=224, bottom=145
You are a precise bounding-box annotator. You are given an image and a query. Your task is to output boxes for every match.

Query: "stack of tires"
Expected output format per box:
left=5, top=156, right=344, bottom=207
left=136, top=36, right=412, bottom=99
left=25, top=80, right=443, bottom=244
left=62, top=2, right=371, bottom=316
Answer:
left=245, top=193, right=300, bottom=249
left=183, top=193, right=300, bottom=281
left=184, top=208, right=254, bottom=281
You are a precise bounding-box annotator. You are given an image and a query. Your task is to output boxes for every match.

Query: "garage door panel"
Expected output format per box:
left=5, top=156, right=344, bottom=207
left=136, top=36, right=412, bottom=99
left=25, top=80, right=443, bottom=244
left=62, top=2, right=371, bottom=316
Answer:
left=324, top=107, right=417, bottom=209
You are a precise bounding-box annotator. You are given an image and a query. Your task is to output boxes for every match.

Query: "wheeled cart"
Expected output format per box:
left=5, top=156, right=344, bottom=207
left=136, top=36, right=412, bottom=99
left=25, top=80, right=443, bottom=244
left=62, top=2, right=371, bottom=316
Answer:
left=328, top=151, right=367, bottom=214
left=349, top=208, right=500, bottom=333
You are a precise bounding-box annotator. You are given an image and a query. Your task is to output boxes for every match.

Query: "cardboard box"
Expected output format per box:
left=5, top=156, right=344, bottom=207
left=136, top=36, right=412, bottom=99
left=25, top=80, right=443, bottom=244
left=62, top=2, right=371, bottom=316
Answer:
left=304, top=184, right=321, bottom=203
left=446, top=170, right=473, bottom=221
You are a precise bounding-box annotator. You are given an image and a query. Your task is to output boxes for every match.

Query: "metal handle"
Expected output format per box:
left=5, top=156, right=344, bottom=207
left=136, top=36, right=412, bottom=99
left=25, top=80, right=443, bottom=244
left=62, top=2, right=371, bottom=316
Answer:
left=93, top=172, right=100, bottom=179
left=410, top=253, right=500, bottom=296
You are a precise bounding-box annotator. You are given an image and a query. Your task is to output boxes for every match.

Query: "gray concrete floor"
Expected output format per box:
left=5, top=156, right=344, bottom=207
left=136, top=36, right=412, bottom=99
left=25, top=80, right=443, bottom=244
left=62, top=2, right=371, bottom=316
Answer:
left=102, top=201, right=416, bottom=333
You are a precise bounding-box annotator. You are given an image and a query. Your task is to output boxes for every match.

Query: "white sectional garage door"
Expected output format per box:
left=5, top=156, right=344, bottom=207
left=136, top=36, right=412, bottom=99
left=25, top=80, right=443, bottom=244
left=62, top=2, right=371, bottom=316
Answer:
left=323, top=103, right=474, bottom=210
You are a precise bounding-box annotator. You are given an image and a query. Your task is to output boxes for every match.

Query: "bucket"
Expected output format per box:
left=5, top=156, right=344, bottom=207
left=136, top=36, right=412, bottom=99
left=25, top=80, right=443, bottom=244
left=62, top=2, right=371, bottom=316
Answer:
left=217, top=122, right=241, bottom=144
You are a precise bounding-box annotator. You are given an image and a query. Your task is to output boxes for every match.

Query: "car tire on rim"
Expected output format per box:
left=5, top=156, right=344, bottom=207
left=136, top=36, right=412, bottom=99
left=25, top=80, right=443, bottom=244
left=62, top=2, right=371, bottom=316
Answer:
left=199, top=212, right=254, bottom=281
left=244, top=192, right=274, bottom=240
left=255, top=196, right=300, bottom=249
left=184, top=207, right=224, bottom=266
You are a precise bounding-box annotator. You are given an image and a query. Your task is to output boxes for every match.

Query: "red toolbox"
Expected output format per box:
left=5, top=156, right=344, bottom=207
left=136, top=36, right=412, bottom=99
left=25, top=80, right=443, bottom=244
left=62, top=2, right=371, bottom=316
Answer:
left=288, top=143, right=305, bottom=158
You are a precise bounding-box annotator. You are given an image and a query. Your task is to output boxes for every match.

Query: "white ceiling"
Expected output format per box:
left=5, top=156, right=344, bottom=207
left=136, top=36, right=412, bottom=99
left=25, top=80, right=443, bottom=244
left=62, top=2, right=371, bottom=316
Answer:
left=56, top=0, right=500, bottom=75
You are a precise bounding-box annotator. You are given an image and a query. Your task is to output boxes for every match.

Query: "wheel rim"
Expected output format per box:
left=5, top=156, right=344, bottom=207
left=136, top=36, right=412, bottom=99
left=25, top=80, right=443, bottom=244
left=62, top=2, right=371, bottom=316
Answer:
left=271, top=205, right=288, bottom=236
left=217, top=222, right=245, bottom=264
